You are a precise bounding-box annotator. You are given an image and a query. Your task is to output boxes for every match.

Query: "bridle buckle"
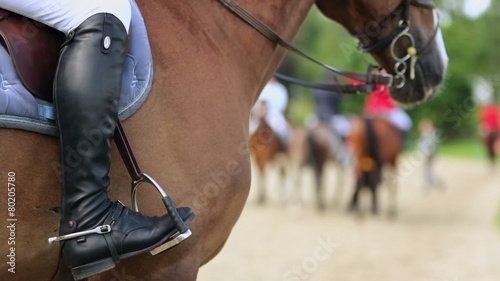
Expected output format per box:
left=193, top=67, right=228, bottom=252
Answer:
left=381, top=73, right=395, bottom=87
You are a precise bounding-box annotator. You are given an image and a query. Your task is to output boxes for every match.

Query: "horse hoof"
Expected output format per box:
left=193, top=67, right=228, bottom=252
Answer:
left=316, top=203, right=326, bottom=212
left=346, top=205, right=358, bottom=214
left=387, top=210, right=398, bottom=219
left=256, top=196, right=266, bottom=205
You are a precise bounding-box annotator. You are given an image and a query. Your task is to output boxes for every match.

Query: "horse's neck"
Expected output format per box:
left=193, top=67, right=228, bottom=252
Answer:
left=137, top=0, right=315, bottom=106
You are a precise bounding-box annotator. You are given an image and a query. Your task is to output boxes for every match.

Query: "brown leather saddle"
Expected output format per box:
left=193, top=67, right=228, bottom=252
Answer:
left=0, top=9, right=65, bottom=102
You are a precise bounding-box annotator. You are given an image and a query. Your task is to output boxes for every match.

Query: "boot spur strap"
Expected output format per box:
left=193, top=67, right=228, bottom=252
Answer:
left=48, top=225, right=111, bottom=244
left=114, top=121, right=192, bottom=254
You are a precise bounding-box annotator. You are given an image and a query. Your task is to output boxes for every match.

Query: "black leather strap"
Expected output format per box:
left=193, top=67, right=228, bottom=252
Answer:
left=218, top=0, right=394, bottom=91
left=114, top=121, right=142, bottom=182
left=102, top=204, right=123, bottom=263
left=274, top=72, right=377, bottom=94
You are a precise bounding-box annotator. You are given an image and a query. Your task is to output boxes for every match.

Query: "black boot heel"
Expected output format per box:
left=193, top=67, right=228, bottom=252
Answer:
left=71, top=258, right=115, bottom=280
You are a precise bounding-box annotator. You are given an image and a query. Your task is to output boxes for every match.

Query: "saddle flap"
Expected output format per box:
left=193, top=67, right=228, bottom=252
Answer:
left=0, top=9, right=64, bottom=101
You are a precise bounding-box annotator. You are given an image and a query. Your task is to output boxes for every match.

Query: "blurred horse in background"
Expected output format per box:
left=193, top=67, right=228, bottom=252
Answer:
left=479, top=103, right=500, bottom=169
left=482, top=129, right=500, bottom=168
left=249, top=100, right=289, bottom=204
left=287, top=121, right=350, bottom=210
left=348, top=117, right=403, bottom=216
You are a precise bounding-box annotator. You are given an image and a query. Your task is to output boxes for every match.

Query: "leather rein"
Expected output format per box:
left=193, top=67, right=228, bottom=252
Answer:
left=217, top=0, right=438, bottom=94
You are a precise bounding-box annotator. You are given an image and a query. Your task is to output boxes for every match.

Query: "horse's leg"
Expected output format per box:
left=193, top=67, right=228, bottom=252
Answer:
left=255, top=165, right=267, bottom=205
left=386, top=168, right=398, bottom=218
left=494, top=143, right=498, bottom=167
left=276, top=154, right=289, bottom=204
left=369, top=179, right=378, bottom=215
left=494, top=133, right=500, bottom=164
left=423, top=156, right=432, bottom=191
left=331, top=165, right=345, bottom=209
left=485, top=133, right=497, bottom=170
left=314, top=163, right=325, bottom=211
left=488, top=143, right=495, bottom=168
left=348, top=178, right=362, bottom=213
left=286, top=127, right=308, bottom=208
left=285, top=161, right=303, bottom=208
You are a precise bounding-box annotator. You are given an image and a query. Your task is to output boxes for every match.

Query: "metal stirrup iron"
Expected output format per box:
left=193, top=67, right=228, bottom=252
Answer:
left=113, top=121, right=192, bottom=255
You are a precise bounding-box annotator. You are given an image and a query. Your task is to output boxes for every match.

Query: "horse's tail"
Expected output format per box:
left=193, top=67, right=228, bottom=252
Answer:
left=365, top=118, right=382, bottom=168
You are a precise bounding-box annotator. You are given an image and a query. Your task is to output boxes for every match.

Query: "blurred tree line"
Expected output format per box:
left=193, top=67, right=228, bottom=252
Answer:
left=280, top=0, right=500, bottom=139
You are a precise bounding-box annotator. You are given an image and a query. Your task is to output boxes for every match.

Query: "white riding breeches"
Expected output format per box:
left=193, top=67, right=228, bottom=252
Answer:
left=330, top=115, right=351, bottom=138
left=387, top=108, right=412, bottom=132
left=258, top=81, right=288, bottom=115
left=0, top=0, right=131, bottom=34
left=265, top=110, right=290, bottom=142
left=367, top=109, right=413, bottom=132
left=250, top=79, right=290, bottom=143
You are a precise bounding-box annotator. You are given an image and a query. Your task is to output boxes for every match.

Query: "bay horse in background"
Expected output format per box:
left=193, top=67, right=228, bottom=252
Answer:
left=249, top=100, right=289, bottom=204
left=0, top=0, right=447, bottom=280
left=287, top=120, right=350, bottom=211
left=482, top=129, right=500, bottom=168
left=348, top=116, right=403, bottom=216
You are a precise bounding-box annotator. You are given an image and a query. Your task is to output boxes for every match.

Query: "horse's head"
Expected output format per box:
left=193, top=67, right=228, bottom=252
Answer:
left=316, top=0, right=449, bottom=104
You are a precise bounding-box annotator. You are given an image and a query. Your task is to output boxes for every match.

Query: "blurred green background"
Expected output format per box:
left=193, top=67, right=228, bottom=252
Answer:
left=277, top=0, right=499, bottom=153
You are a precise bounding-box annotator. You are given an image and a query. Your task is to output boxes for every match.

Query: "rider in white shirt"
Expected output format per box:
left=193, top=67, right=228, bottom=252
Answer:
left=250, top=77, right=291, bottom=143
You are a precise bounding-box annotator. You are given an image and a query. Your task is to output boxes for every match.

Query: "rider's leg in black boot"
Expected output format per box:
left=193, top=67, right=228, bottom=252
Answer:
left=53, top=13, right=193, bottom=280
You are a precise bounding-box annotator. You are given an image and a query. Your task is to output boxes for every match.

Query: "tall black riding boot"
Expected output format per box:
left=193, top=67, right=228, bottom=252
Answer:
left=53, top=14, right=193, bottom=280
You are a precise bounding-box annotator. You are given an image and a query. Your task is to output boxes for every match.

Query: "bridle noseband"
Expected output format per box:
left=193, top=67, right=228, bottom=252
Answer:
left=354, top=0, right=438, bottom=88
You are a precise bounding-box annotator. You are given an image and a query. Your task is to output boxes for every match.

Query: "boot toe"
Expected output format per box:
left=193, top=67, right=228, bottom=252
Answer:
left=117, top=206, right=194, bottom=254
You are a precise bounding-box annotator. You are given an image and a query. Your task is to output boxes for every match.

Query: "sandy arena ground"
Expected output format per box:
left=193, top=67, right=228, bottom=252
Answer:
left=198, top=156, right=500, bottom=281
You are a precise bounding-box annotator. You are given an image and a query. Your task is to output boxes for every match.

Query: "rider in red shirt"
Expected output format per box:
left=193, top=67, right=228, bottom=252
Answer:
left=360, top=74, right=413, bottom=150
left=479, top=103, right=500, bottom=135
left=364, top=84, right=396, bottom=116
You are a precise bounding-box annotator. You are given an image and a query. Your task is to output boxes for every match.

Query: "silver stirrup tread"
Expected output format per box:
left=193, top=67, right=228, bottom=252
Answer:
left=150, top=229, right=192, bottom=255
